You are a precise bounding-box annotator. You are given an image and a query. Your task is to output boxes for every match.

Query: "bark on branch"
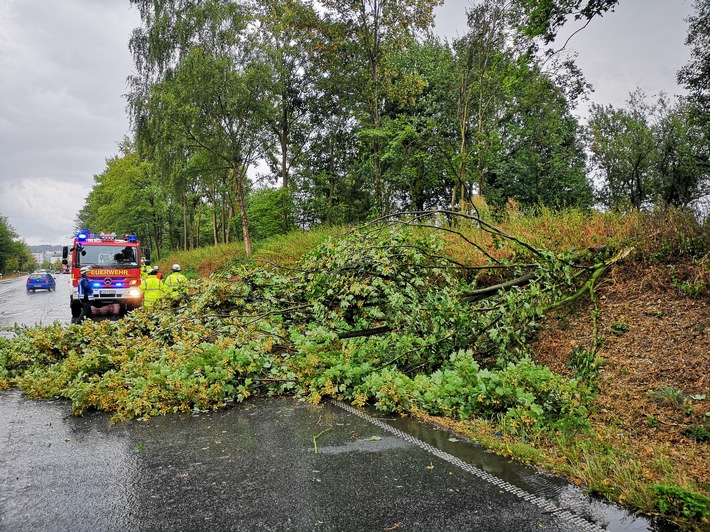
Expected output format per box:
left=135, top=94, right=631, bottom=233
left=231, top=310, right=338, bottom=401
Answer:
left=544, top=247, right=633, bottom=313
left=338, top=326, right=391, bottom=339
left=461, top=272, right=538, bottom=302
left=459, top=246, right=614, bottom=303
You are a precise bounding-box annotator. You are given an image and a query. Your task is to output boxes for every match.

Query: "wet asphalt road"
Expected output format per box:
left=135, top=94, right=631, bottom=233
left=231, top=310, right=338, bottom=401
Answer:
left=0, top=275, right=663, bottom=531
left=0, top=273, right=72, bottom=333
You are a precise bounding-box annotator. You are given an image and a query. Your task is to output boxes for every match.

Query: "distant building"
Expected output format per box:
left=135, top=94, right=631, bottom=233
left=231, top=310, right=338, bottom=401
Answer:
left=32, top=251, right=62, bottom=266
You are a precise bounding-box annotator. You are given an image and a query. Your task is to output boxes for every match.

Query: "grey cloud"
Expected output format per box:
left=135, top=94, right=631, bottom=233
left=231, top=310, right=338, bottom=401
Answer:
left=0, top=0, right=137, bottom=244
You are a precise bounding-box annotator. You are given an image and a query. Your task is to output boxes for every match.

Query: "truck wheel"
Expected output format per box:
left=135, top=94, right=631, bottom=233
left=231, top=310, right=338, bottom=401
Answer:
left=71, top=299, right=82, bottom=319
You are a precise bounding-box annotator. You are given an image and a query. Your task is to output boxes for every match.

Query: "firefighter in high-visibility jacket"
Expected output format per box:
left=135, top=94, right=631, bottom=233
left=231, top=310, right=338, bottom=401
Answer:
left=164, top=263, right=188, bottom=294
left=140, top=259, right=151, bottom=281
left=140, top=267, right=165, bottom=307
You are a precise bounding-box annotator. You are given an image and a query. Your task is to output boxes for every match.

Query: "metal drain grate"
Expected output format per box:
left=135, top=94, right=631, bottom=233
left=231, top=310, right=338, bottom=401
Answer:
left=332, top=400, right=605, bottom=532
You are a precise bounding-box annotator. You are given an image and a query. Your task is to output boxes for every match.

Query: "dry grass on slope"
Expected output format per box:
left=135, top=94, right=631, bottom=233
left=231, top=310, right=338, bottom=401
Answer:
left=533, top=260, right=710, bottom=500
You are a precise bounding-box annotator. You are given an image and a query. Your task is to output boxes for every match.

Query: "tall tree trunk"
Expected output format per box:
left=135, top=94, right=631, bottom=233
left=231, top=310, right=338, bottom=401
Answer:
left=195, top=199, right=202, bottom=248
left=280, top=120, right=290, bottom=233
left=367, top=18, right=382, bottom=215
left=149, top=198, right=162, bottom=261
left=371, top=88, right=382, bottom=214
left=221, top=199, right=227, bottom=244
left=226, top=203, right=234, bottom=243
left=212, top=203, right=218, bottom=247
left=232, top=162, right=252, bottom=256
left=456, top=73, right=469, bottom=212
left=182, top=193, right=188, bottom=251
left=281, top=105, right=289, bottom=190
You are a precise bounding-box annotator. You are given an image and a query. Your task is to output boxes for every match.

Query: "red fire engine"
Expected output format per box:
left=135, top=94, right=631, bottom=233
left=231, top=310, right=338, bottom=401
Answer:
left=62, top=232, right=150, bottom=320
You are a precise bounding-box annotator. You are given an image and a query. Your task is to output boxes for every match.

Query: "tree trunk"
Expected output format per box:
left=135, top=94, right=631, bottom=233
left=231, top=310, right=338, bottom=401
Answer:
left=221, top=198, right=227, bottom=245
left=211, top=181, right=219, bottom=246
left=326, top=135, right=336, bottom=225
left=281, top=108, right=289, bottom=190
left=232, top=162, right=252, bottom=256
left=455, top=71, right=470, bottom=212
left=182, top=193, right=188, bottom=251
left=195, top=199, right=202, bottom=248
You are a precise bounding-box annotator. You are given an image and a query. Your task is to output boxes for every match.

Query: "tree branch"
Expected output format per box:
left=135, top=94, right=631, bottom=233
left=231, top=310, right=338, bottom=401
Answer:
left=461, top=271, right=538, bottom=302
left=338, top=326, right=391, bottom=339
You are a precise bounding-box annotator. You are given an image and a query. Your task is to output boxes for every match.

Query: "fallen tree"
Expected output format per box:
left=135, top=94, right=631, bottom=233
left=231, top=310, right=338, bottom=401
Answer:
left=1, top=212, right=624, bottom=434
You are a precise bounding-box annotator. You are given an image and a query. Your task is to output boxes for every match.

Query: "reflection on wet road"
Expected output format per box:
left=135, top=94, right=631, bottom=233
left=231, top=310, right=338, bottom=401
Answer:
left=0, top=274, right=71, bottom=333
left=0, top=274, right=120, bottom=337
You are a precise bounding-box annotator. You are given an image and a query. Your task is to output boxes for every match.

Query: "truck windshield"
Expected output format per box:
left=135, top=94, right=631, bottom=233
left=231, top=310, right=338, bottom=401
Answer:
left=76, top=245, right=139, bottom=268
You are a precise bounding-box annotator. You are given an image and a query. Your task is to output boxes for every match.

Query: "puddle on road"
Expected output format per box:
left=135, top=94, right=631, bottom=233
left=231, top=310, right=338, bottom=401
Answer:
left=316, top=435, right=410, bottom=455
left=365, top=408, right=675, bottom=532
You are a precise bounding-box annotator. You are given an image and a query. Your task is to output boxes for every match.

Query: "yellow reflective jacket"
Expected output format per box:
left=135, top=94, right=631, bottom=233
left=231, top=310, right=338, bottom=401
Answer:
left=140, top=275, right=165, bottom=307
left=164, top=272, right=188, bottom=293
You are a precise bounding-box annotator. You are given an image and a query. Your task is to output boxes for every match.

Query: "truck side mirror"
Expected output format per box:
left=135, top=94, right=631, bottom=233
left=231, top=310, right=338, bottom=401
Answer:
left=143, top=248, right=151, bottom=265
left=62, top=246, right=68, bottom=259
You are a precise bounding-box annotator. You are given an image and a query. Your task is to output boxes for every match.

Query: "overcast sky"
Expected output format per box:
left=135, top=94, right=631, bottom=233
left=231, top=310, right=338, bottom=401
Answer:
left=0, top=0, right=695, bottom=246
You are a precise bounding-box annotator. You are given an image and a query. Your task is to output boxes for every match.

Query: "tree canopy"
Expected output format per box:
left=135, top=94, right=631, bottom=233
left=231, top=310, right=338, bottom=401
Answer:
left=0, top=215, right=34, bottom=275
left=72, top=0, right=708, bottom=258
left=513, top=0, right=619, bottom=43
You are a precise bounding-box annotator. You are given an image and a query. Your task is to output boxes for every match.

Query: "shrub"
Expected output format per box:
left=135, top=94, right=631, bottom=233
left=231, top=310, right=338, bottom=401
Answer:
left=653, top=484, right=710, bottom=521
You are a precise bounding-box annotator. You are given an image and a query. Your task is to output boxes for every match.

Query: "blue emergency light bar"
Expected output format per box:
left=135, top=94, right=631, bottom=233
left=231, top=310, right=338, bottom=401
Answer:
left=76, top=231, right=138, bottom=242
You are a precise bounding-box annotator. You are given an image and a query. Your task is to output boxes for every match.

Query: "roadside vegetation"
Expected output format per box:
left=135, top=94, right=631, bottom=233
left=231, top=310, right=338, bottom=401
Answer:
left=0, top=214, right=35, bottom=276
left=1, top=207, right=708, bottom=529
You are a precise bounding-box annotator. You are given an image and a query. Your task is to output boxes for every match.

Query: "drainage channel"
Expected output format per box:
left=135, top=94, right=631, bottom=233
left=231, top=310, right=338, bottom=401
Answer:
left=332, top=400, right=665, bottom=532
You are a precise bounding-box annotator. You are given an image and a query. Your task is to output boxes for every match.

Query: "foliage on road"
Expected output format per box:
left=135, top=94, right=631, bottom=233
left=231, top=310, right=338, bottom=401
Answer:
left=1, top=212, right=606, bottom=431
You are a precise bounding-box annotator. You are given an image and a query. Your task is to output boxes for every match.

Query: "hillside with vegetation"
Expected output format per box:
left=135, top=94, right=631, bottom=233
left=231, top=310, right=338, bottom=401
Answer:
left=1, top=208, right=708, bottom=529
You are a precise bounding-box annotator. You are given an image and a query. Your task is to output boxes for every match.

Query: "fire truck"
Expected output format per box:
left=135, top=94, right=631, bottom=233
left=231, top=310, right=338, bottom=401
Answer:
left=62, top=232, right=150, bottom=321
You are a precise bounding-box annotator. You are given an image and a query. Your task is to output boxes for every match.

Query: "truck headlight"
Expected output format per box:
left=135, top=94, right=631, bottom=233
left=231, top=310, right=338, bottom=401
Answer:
left=127, top=288, right=142, bottom=297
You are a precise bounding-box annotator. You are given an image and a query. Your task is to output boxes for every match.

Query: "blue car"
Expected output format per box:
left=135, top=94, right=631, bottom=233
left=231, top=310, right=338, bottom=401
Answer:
left=27, top=273, right=56, bottom=292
